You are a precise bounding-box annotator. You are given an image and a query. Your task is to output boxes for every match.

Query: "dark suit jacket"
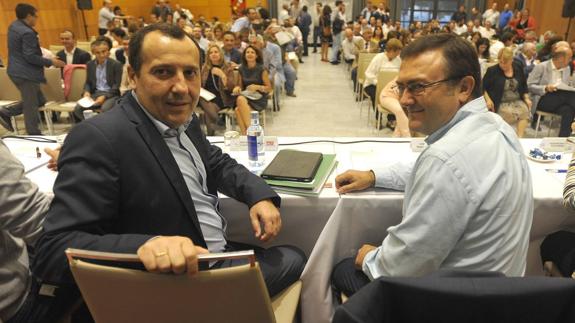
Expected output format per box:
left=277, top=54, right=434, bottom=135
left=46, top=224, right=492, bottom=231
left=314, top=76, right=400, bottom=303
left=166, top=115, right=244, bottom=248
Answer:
left=84, top=58, right=123, bottom=97
left=56, top=47, right=92, bottom=65
left=7, top=20, right=52, bottom=83
left=513, top=53, right=536, bottom=77
left=225, top=48, right=242, bottom=65
left=33, top=93, right=280, bottom=284
left=334, top=271, right=575, bottom=323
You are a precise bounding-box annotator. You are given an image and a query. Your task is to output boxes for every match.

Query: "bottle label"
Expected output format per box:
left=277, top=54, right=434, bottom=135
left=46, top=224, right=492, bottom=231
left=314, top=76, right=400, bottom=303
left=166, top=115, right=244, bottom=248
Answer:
left=247, top=135, right=258, bottom=160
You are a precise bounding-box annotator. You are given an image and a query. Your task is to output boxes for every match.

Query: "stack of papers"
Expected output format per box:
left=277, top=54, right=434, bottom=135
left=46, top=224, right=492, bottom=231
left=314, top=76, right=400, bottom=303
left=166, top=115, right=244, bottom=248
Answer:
left=264, top=154, right=337, bottom=196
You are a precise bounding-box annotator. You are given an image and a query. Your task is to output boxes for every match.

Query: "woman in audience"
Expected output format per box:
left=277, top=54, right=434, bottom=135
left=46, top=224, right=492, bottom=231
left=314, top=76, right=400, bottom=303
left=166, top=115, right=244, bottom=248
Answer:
left=213, top=24, right=225, bottom=47
left=483, top=48, right=531, bottom=137
left=200, top=44, right=237, bottom=135
left=378, top=76, right=410, bottom=137
left=371, top=26, right=384, bottom=53
left=510, top=8, right=536, bottom=42
left=476, top=37, right=491, bottom=76
left=233, top=45, right=271, bottom=134
left=469, top=31, right=482, bottom=46
left=320, top=5, right=332, bottom=62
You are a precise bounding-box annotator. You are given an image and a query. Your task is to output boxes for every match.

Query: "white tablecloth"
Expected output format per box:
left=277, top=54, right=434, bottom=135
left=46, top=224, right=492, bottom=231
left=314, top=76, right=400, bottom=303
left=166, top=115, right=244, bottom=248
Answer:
left=8, top=136, right=575, bottom=323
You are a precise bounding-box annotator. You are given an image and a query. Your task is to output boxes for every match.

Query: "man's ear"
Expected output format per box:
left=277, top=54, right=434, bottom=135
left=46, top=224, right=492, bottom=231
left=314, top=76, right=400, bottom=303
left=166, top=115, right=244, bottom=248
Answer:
left=127, top=65, right=136, bottom=84
left=457, top=75, right=475, bottom=103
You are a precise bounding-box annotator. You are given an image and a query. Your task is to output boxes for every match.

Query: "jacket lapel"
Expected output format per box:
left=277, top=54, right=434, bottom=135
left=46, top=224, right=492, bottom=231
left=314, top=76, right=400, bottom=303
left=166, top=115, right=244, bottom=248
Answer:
left=122, top=94, right=206, bottom=246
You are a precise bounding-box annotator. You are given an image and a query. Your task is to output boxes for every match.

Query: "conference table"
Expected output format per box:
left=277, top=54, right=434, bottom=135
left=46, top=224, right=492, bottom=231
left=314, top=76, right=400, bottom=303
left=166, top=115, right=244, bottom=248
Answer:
left=5, top=136, right=575, bottom=323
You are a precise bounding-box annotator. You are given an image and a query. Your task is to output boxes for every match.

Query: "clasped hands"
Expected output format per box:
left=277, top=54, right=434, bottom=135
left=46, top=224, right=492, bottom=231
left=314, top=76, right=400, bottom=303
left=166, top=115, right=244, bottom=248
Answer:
left=136, top=199, right=280, bottom=275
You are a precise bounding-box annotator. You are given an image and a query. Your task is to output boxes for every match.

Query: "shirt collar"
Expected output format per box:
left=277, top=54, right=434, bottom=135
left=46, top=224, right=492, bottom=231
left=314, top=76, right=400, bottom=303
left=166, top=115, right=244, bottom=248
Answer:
left=551, top=60, right=566, bottom=72
left=425, top=96, right=487, bottom=145
left=65, top=47, right=76, bottom=55
left=131, top=91, right=192, bottom=137
left=97, top=59, right=108, bottom=67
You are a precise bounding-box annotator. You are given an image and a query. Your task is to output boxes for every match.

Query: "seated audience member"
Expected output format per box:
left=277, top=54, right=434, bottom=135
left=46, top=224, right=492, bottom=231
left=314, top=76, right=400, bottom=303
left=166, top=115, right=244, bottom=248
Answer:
left=73, top=38, right=123, bottom=121
left=378, top=76, right=410, bottom=137
left=32, top=25, right=305, bottom=320
left=341, top=27, right=364, bottom=65
left=199, top=44, right=236, bottom=135
left=233, top=45, right=272, bottom=134
left=528, top=44, right=575, bottom=137
left=222, top=31, right=242, bottom=65
left=264, top=33, right=297, bottom=98
left=538, top=35, right=564, bottom=62
left=371, top=26, right=385, bottom=52
left=114, top=35, right=130, bottom=65
left=476, top=37, right=491, bottom=72
left=509, top=9, right=536, bottom=42
left=191, top=25, right=210, bottom=53
left=56, top=30, right=91, bottom=65
left=363, top=39, right=403, bottom=109
left=479, top=20, right=496, bottom=40
left=514, top=41, right=537, bottom=77
left=0, top=140, right=59, bottom=322
left=490, top=31, right=515, bottom=59
left=483, top=48, right=531, bottom=137
left=331, top=34, right=533, bottom=297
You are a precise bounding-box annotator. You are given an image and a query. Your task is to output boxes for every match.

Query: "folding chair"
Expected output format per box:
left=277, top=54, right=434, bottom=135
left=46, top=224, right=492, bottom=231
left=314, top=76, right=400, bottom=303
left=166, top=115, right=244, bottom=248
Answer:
left=355, top=53, right=377, bottom=118
left=374, top=70, right=399, bottom=132
left=66, top=248, right=302, bottom=323
left=0, top=67, right=23, bottom=133
left=49, top=45, right=65, bottom=56
left=41, top=67, right=87, bottom=134
left=534, top=110, right=561, bottom=138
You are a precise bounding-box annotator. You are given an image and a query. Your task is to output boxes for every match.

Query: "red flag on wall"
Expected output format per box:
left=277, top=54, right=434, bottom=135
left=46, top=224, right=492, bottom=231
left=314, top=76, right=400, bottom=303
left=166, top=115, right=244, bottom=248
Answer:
left=231, top=0, right=246, bottom=15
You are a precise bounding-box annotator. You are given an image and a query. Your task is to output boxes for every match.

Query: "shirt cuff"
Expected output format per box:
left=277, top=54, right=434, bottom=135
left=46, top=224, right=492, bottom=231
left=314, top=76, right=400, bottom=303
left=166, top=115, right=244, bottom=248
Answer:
left=361, top=247, right=381, bottom=281
left=372, top=167, right=394, bottom=188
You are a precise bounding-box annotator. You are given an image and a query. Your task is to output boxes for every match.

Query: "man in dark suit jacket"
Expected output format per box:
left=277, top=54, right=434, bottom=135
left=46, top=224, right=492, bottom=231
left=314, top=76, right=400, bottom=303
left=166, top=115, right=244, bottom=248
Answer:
left=0, top=3, right=65, bottom=135
left=33, top=24, right=305, bottom=319
left=73, top=37, right=123, bottom=121
left=55, top=30, right=91, bottom=65
left=222, top=31, right=242, bottom=65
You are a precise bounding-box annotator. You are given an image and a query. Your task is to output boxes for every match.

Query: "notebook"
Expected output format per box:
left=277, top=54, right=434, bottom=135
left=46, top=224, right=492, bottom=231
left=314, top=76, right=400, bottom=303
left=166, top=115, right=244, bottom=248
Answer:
left=261, top=150, right=323, bottom=182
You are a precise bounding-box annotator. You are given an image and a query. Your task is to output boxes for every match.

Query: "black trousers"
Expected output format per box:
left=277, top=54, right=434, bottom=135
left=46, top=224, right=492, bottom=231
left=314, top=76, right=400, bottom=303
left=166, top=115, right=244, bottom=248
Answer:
left=537, top=90, right=575, bottom=137
left=312, top=26, right=321, bottom=51
left=6, top=76, right=46, bottom=135
left=301, top=30, right=310, bottom=55
left=331, top=257, right=371, bottom=299
left=214, top=242, right=307, bottom=297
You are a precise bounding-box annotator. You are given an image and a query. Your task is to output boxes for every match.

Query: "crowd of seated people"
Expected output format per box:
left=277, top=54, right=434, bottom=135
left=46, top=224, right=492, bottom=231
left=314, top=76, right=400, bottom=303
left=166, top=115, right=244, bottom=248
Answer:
left=330, top=1, right=575, bottom=137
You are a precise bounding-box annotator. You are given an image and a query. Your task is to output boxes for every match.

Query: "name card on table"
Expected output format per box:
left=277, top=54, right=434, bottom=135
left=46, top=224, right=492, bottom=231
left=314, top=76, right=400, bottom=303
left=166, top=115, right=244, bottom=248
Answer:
left=229, top=136, right=278, bottom=151
left=410, top=138, right=427, bottom=152
left=541, top=137, right=573, bottom=153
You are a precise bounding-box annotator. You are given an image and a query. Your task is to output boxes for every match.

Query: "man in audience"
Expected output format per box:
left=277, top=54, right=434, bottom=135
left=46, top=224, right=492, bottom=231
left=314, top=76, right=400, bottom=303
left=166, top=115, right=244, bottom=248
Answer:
left=0, top=3, right=65, bottom=134
left=341, top=27, right=364, bottom=65
left=0, top=141, right=60, bottom=322
left=330, top=1, right=346, bottom=65
left=114, top=34, right=130, bottom=65
left=483, top=2, right=499, bottom=27
left=298, top=6, right=312, bottom=57
left=363, top=39, right=403, bottom=109
left=528, top=44, right=575, bottom=137
left=191, top=25, right=209, bottom=52
left=172, top=3, right=193, bottom=26
left=231, top=8, right=255, bottom=33
left=451, top=4, right=466, bottom=25
left=331, top=33, right=533, bottom=297
left=32, top=25, right=305, bottom=318
left=149, top=12, right=160, bottom=24
left=490, top=31, right=515, bottom=59
left=499, top=3, right=513, bottom=30
left=151, top=0, right=171, bottom=22
left=222, top=31, right=242, bottom=65
left=56, top=30, right=91, bottom=65
left=311, top=2, right=322, bottom=53
left=73, top=37, right=123, bottom=122
left=470, top=7, right=482, bottom=22
left=514, top=41, right=537, bottom=77
left=98, top=0, right=115, bottom=35
left=479, top=20, right=496, bottom=39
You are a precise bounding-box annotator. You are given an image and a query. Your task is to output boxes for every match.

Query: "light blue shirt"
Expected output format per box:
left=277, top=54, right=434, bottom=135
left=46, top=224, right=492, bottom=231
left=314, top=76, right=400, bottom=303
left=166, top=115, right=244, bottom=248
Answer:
left=132, top=92, right=227, bottom=253
left=230, top=16, right=250, bottom=33
left=95, top=60, right=111, bottom=92
left=365, top=97, right=533, bottom=278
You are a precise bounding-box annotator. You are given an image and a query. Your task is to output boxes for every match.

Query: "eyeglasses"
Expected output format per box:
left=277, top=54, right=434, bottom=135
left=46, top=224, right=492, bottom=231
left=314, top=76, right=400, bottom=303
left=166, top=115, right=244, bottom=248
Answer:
left=396, top=76, right=464, bottom=97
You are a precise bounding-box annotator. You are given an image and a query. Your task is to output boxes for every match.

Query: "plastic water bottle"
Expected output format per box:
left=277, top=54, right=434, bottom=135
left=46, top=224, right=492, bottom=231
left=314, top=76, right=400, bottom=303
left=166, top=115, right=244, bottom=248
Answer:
left=247, top=111, right=265, bottom=169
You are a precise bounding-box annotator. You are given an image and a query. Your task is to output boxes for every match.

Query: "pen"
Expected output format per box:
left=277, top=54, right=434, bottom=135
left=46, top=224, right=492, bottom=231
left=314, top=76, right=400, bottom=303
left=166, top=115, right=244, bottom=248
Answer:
left=545, top=169, right=567, bottom=173
left=36, top=147, right=41, bottom=159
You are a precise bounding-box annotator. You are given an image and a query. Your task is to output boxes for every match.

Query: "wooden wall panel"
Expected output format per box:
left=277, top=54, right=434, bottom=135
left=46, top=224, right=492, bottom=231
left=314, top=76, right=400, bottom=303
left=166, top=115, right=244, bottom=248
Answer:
left=0, top=0, right=268, bottom=61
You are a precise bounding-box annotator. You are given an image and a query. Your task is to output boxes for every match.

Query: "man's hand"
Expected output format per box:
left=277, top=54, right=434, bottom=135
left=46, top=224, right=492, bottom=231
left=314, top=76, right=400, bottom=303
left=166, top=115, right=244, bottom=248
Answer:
left=249, top=199, right=281, bottom=242
left=354, top=244, right=377, bottom=269
left=335, top=170, right=375, bottom=194
left=51, top=58, right=66, bottom=68
left=137, top=236, right=208, bottom=276
left=546, top=84, right=558, bottom=93
left=94, top=96, right=106, bottom=106
left=232, top=86, right=242, bottom=96
left=45, top=146, right=60, bottom=171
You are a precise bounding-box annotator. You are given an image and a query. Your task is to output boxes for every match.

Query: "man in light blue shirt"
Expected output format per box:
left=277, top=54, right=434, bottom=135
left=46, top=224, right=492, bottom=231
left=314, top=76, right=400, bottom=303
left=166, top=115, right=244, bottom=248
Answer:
left=331, top=33, right=533, bottom=297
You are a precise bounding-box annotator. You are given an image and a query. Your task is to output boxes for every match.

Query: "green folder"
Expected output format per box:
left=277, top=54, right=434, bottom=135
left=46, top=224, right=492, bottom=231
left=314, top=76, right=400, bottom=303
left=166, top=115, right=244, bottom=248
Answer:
left=264, top=154, right=337, bottom=190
